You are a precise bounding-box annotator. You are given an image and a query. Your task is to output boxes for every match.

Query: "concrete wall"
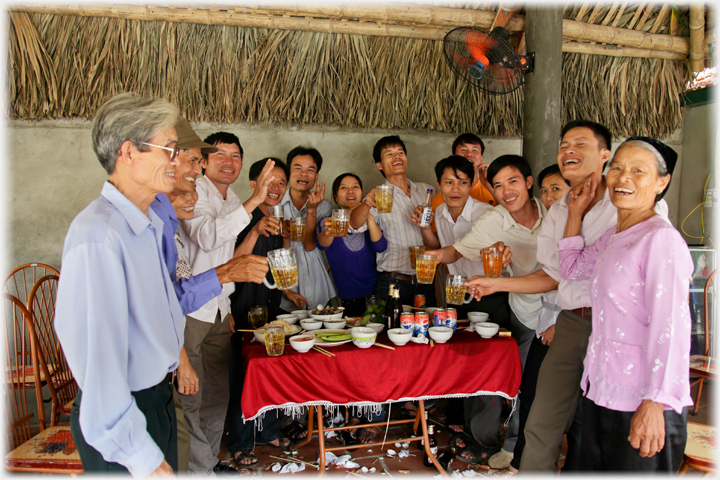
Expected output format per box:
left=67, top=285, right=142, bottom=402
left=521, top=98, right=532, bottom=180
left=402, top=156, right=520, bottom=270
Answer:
left=3, top=117, right=693, bottom=273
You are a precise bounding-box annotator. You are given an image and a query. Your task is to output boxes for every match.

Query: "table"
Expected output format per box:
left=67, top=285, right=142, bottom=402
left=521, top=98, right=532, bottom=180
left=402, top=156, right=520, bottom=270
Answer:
left=241, top=329, right=521, bottom=475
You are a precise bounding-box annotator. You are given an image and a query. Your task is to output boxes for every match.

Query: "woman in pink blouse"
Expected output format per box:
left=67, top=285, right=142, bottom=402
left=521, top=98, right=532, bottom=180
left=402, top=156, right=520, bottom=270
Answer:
left=557, top=136, right=693, bottom=472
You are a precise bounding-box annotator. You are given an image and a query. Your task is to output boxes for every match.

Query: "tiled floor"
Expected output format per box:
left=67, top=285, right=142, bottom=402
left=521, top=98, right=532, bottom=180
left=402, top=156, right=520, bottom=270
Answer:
left=217, top=381, right=714, bottom=476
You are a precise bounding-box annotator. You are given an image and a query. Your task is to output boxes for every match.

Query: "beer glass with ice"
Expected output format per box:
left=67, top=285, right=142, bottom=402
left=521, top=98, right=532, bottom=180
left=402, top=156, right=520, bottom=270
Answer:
left=268, top=205, right=284, bottom=235
left=445, top=275, right=473, bottom=305
left=289, top=217, right=306, bottom=242
left=264, top=324, right=285, bottom=356
left=331, top=209, right=350, bottom=237
left=481, top=246, right=503, bottom=278
left=415, top=253, right=437, bottom=284
left=376, top=185, right=394, bottom=213
left=264, top=248, right=299, bottom=290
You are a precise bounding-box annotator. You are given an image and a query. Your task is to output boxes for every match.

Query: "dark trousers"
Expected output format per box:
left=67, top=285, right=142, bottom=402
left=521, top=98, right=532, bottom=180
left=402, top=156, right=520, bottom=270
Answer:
left=71, top=384, right=177, bottom=473
left=227, top=331, right=280, bottom=454
left=376, top=273, right=437, bottom=307
left=581, top=397, right=688, bottom=472
left=454, top=292, right=511, bottom=328
left=340, top=297, right=369, bottom=317
left=510, top=336, right=582, bottom=471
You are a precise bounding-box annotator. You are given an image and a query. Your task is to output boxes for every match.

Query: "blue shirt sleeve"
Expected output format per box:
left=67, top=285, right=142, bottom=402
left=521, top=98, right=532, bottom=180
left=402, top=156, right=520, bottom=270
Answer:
left=173, top=269, right=222, bottom=315
left=55, top=243, right=165, bottom=477
left=370, top=230, right=388, bottom=253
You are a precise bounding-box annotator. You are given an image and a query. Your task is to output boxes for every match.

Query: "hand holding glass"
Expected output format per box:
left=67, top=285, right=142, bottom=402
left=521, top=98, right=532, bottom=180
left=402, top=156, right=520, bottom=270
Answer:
left=263, top=248, right=299, bottom=290
left=481, top=246, right=503, bottom=278
left=268, top=205, right=284, bottom=235
left=331, top=209, right=350, bottom=237
left=376, top=185, right=394, bottom=213
left=289, top=217, right=306, bottom=242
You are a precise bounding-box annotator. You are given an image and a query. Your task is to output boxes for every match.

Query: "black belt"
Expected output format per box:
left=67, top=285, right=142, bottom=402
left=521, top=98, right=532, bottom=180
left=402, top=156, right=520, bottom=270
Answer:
left=380, top=271, right=414, bottom=282
left=571, top=307, right=593, bottom=320
left=159, top=371, right=174, bottom=387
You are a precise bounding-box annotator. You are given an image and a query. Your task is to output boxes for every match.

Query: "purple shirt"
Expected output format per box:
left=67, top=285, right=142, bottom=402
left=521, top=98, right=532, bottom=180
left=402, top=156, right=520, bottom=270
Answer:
left=558, top=214, right=693, bottom=414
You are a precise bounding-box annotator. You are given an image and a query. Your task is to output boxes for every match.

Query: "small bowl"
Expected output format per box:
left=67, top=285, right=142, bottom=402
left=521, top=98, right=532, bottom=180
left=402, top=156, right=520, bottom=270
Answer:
left=291, top=310, right=310, bottom=320
left=475, top=322, right=499, bottom=338
left=289, top=334, right=316, bottom=353
left=387, top=328, right=413, bottom=346
left=276, top=314, right=299, bottom=325
left=299, top=318, right=323, bottom=331
left=366, top=322, right=385, bottom=334
left=468, top=312, right=489, bottom=324
left=402, top=304, right=413, bottom=313
left=428, top=326, right=453, bottom=343
left=351, top=327, right=377, bottom=349
left=323, top=319, right=346, bottom=330
left=253, top=329, right=266, bottom=343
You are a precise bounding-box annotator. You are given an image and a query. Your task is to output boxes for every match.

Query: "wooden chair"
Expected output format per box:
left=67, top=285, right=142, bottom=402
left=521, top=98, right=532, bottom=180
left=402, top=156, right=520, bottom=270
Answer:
left=4, top=263, right=59, bottom=305
left=27, top=275, right=78, bottom=427
left=3, top=293, right=83, bottom=473
left=690, top=269, right=716, bottom=415
left=679, top=422, right=715, bottom=475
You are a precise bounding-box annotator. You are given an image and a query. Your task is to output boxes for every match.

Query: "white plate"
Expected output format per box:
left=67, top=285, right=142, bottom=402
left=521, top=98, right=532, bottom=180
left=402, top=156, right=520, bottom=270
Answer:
left=313, top=328, right=352, bottom=347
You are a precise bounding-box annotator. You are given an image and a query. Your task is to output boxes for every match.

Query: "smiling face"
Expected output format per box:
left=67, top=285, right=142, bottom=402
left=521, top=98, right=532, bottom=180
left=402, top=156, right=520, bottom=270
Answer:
left=606, top=143, right=670, bottom=213
left=557, top=127, right=611, bottom=185
left=540, top=173, right=570, bottom=210
left=334, top=176, right=363, bottom=209
left=134, top=126, right=178, bottom=195
left=168, top=189, right=199, bottom=220
left=174, top=147, right=203, bottom=192
left=201, top=142, right=242, bottom=189
left=289, top=154, right=318, bottom=193
left=437, top=167, right=472, bottom=210
left=252, top=166, right=288, bottom=207
left=491, top=166, right=533, bottom=214
left=454, top=142, right=484, bottom=168
left=376, top=144, right=408, bottom=176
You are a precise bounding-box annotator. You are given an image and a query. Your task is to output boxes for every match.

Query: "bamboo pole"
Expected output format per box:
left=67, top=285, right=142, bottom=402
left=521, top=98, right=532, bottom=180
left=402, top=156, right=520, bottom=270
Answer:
left=562, top=40, right=686, bottom=60
left=689, top=4, right=706, bottom=73
left=10, top=4, right=694, bottom=55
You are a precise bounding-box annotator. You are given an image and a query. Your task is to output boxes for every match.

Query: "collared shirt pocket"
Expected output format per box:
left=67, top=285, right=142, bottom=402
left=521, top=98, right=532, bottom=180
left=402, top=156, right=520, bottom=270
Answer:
left=604, top=340, right=643, bottom=389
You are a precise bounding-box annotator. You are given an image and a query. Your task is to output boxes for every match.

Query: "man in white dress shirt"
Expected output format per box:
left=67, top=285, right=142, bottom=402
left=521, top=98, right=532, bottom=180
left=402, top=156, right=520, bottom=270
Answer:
left=179, top=131, right=276, bottom=474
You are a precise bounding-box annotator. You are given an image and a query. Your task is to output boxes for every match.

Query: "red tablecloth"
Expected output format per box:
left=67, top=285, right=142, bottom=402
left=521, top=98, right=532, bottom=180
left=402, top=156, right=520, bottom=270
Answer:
left=240, top=330, right=521, bottom=421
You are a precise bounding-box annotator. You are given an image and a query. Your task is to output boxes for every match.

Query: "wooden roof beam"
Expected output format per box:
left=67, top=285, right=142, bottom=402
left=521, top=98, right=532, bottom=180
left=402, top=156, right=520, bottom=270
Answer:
left=689, top=4, right=706, bottom=72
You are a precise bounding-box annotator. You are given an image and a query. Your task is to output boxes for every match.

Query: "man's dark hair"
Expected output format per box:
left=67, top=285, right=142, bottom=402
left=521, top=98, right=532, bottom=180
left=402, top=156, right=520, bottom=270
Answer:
left=286, top=146, right=323, bottom=173
left=487, top=154, right=534, bottom=198
left=452, top=133, right=485, bottom=155
left=332, top=173, right=363, bottom=203
left=560, top=120, right=612, bottom=151
left=372, top=136, right=407, bottom=178
left=202, top=132, right=243, bottom=159
left=537, top=164, right=570, bottom=188
left=434, top=156, right=476, bottom=184
left=249, top=158, right=288, bottom=182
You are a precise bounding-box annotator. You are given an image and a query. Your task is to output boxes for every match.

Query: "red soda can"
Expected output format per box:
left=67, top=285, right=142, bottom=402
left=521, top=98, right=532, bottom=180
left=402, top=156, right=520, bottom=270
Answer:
left=432, top=308, right=445, bottom=328
left=414, top=312, right=429, bottom=337
left=414, top=294, right=426, bottom=309
left=445, top=307, right=458, bottom=332
left=400, top=313, right=415, bottom=332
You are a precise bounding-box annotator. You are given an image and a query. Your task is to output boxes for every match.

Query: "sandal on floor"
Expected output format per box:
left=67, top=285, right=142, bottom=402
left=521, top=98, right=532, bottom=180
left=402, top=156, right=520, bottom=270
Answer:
left=255, top=435, right=291, bottom=450
left=358, top=426, right=381, bottom=444
left=340, top=430, right=358, bottom=446
left=281, top=420, right=308, bottom=442
left=451, top=433, right=499, bottom=465
left=233, top=449, right=259, bottom=468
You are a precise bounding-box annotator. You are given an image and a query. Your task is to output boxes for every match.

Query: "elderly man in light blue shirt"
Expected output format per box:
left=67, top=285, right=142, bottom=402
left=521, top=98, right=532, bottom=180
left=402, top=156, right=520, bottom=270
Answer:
left=55, top=93, right=185, bottom=477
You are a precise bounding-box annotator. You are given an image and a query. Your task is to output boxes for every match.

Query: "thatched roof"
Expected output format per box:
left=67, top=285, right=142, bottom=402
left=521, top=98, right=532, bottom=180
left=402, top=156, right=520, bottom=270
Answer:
left=7, top=3, right=709, bottom=138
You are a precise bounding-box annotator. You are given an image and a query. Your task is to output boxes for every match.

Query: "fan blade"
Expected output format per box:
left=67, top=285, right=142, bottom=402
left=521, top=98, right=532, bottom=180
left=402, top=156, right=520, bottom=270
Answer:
left=463, top=30, right=492, bottom=67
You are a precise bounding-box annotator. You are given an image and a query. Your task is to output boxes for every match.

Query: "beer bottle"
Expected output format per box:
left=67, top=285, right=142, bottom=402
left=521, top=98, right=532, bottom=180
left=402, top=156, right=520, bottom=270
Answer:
left=390, top=288, right=402, bottom=329
left=422, top=424, right=438, bottom=467
left=384, top=285, right=399, bottom=330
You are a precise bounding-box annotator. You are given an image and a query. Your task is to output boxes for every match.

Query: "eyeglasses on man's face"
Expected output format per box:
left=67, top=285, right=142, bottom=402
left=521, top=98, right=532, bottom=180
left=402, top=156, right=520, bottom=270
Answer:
left=141, top=142, right=179, bottom=162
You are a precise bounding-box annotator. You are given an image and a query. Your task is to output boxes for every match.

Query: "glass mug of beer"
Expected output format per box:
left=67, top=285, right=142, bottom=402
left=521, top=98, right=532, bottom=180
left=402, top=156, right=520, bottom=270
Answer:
left=481, top=246, right=503, bottom=278
left=409, top=245, right=425, bottom=270
left=445, top=275, right=473, bottom=305
left=375, top=185, right=394, bottom=213
left=415, top=253, right=438, bottom=284
left=267, top=205, right=284, bottom=235
left=264, top=324, right=285, bottom=356
left=289, top=217, right=306, bottom=242
left=263, top=248, right=299, bottom=290
left=248, top=305, right=268, bottom=329
left=331, top=209, right=350, bottom=237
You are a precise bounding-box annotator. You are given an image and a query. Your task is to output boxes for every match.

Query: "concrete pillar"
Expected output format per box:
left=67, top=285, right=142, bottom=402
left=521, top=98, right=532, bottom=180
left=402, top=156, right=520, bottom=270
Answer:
left=522, top=6, right=563, bottom=175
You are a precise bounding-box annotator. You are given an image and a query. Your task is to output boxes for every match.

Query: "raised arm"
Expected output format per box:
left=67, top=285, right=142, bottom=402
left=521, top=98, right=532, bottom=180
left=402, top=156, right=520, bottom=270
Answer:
left=411, top=205, right=440, bottom=249
left=350, top=188, right=375, bottom=229
left=304, top=181, right=326, bottom=252
left=367, top=214, right=387, bottom=251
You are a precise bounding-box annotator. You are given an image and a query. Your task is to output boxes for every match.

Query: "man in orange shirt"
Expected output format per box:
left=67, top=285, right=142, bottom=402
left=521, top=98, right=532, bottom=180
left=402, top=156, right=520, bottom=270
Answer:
left=431, top=134, right=495, bottom=231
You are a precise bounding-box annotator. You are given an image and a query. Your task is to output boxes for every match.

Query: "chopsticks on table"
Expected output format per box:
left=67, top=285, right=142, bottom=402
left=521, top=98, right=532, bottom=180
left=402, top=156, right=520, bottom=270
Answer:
left=236, top=329, right=256, bottom=332
left=313, top=346, right=335, bottom=357
left=373, top=342, right=395, bottom=350
left=268, top=455, right=319, bottom=470
left=430, top=338, right=435, bottom=348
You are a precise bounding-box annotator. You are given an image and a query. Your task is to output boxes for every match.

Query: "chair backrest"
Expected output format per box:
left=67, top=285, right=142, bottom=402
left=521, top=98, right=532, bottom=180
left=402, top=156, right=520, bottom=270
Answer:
left=702, top=269, right=717, bottom=357
left=4, top=263, right=60, bottom=306
left=3, top=294, right=41, bottom=450
left=27, top=275, right=77, bottom=425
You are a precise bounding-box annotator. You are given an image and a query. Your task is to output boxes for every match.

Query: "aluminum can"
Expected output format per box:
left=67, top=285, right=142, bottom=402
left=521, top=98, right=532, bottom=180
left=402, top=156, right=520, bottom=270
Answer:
left=431, top=308, right=445, bottom=328
left=445, top=307, right=458, bottom=332
left=414, top=312, right=429, bottom=337
left=414, top=294, right=426, bottom=309
left=400, top=313, right=415, bottom=332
